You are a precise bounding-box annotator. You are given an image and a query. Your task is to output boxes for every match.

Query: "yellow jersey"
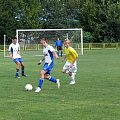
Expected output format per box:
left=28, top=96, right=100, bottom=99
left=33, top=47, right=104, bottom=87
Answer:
left=64, top=47, right=78, bottom=63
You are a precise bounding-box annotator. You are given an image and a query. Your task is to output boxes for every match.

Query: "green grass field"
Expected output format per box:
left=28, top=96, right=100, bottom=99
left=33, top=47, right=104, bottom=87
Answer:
left=0, top=49, right=120, bottom=120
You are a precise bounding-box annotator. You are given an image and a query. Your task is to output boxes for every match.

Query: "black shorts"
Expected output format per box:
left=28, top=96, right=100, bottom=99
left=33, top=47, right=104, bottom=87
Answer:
left=57, top=46, right=62, bottom=51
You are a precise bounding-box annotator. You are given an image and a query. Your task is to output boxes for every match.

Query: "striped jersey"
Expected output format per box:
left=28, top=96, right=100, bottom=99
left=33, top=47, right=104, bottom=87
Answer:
left=43, top=45, right=56, bottom=64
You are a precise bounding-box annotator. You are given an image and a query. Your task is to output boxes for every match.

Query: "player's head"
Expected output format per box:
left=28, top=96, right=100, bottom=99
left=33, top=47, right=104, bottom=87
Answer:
left=64, top=39, right=70, bottom=48
left=12, top=36, right=17, bottom=44
left=40, top=38, right=48, bottom=47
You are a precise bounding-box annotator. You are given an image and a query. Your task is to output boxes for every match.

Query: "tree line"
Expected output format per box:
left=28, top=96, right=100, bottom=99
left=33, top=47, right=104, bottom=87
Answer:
left=0, top=0, right=120, bottom=44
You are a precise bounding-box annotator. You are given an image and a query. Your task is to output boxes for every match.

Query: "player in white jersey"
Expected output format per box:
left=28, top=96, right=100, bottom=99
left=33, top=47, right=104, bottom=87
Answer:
left=8, top=36, right=27, bottom=78
left=35, top=38, right=60, bottom=93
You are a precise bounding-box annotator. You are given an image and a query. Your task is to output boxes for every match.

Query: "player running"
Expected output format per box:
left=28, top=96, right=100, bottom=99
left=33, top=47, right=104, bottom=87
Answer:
left=35, top=38, right=60, bottom=93
left=62, top=39, right=78, bottom=84
left=8, top=36, right=27, bottom=78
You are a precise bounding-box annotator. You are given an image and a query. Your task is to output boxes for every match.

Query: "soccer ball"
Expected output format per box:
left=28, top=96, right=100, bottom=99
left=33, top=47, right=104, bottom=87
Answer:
left=25, top=84, right=33, bottom=91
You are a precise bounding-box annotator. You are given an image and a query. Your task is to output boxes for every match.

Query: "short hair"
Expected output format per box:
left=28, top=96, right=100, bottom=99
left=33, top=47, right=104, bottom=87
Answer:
left=64, top=38, right=70, bottom=43
left=40, top=38, right=48, bottom=43
left=12, top=36, right=17, bottom=40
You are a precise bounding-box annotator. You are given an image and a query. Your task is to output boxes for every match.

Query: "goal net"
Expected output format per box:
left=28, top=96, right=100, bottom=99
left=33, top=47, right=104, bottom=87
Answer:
left=4, top=29, right=83, bottom=57
left=18, top=28, right=83, bottom=55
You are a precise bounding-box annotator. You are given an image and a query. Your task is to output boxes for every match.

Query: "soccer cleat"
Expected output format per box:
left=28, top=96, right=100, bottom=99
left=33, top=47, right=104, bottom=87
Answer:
left=16, top=76, right=20, bottom=79
left=66, top=70, right=69, bottom=74
left=69, top=80, right=75, bottom=85
left=56, top=79, right=60, bottom=88
left=35, top=87, right=41, bottom=93
left=22, top=74, right=28, bottom=77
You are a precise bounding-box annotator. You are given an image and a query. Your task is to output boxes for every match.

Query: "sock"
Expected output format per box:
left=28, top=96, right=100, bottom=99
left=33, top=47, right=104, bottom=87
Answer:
left=70, top=73, right=76, bottom=81
left=49, top=76, right=57, bottom=83
left=57, top=51, right=59, bottom=56
left=21, top=66, right=24, bottom=75
left=61, top=51, right=62, bottom=57
left=38, top=78, right=44, bottom=88
left=16, top=69, right=19, bottom=77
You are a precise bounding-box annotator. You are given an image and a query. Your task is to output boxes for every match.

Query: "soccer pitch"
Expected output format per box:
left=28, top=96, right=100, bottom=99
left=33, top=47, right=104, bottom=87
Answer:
left=0, top=49, right=120, bottom=120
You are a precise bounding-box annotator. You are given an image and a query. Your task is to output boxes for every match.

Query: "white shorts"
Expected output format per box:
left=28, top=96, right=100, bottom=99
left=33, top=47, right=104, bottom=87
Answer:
left=63, top=61, right=77, bottom=73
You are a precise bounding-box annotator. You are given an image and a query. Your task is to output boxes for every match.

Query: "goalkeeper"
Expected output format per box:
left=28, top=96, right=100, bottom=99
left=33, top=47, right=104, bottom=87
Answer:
left=54, top=37, right=63, bottom=57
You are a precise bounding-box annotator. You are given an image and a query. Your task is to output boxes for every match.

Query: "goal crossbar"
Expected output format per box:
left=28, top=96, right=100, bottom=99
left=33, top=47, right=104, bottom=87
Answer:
left=16, top=28, right=82, bottom=32
left=16, top=28, right=83, bottom=55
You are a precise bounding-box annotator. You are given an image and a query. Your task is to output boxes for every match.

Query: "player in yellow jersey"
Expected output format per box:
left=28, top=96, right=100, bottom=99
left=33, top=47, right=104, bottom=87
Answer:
left=62, top=39, right=78, bottom=84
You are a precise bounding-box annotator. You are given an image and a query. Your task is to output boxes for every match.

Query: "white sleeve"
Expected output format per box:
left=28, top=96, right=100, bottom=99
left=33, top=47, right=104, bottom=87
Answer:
left=49, top=46, right=55, bottom=52
left=8, top=44, right=11, bottom=52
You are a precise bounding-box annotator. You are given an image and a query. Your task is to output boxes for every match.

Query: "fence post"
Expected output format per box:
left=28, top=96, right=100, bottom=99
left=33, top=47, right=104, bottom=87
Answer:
left=116, top=43, right=118, bottom=49
left=89, top=43, right=91, bottom=49
left=103, top=43, right=105, bottom=49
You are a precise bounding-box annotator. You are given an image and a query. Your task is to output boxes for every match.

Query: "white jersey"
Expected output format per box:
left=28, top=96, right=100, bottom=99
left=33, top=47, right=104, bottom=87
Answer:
left=43, top=45, right=55, bottom=64
left=8, top=43, right=21, bottom=59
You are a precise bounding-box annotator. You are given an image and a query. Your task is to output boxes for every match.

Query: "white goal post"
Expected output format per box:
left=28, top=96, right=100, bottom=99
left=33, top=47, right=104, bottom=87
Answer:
left=3, top=34, right=10, bottom=57
left=16, top=28, right=83, bottom=55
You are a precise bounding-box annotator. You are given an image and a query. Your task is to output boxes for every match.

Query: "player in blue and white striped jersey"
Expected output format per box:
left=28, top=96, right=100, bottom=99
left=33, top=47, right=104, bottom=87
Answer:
left=35, top=38, right=60, bottom=93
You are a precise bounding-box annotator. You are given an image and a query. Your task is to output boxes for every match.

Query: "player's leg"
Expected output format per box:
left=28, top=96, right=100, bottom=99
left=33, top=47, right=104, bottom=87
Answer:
left=60, top=47, right=62, bottom=57
left=35, top=69, right=46, bottom=93
left=57, top=46, right=60, bottom=56
left=14, top=59, right=21, bottom=78
left=45, top=64, right=60, bottom=88
left=62, top=68, right=67, bottom=73
left=19, top=58, right=27, bottom=77
left=62, top=61, right=69, bottom=74
left=45, top=74, right=60, bottom=88
left=69, top=62, right=77, bottom=84
left=60, top=50, right=62, bottom=57
left=69, top=72, right=76, bottom=84
left=35, top=63, right=60, bottom=93
left=16, top=62, right=21, bottom=78
left=38, top=70, right=46, bottom=88
left=35, top=63, right=49, bottom=92
left=21, top=62, right=28, bottom=77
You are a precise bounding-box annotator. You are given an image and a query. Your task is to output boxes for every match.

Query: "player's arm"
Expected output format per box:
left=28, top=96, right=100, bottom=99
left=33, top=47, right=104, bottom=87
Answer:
left=8, top=51, right=13, bottom=59
left=17, top=50, right=20, bottom=55
left=62, top=54, right=66, bottom=62
left=17, top=44, right=21, bottom=55
left=37, top=57, right=45, bottom=65
left=53, top=51, right=59, bottom=59
left=8, top=45, right=13, bottom=59
left=50, top=46, right=59, bottom=59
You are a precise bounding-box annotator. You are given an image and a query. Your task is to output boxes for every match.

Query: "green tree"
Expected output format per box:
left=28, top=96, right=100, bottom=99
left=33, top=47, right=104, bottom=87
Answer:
left=0, top=0, right=17, bottom=43
left=0, top=0, right=120, bottom=44
left=77, top=0, right=120, bottom=42
left=0, top=0, right=42, bottom=44
left=15, top=0, right=42, bottom=29
left=40, top=0, right=67, bottom=28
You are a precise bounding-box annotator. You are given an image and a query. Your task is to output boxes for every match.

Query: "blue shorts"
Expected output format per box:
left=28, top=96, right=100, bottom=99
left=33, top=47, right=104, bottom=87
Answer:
left=13, top=58, right=23, bottom=63
left=43, top=63, right=54, bottom=74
